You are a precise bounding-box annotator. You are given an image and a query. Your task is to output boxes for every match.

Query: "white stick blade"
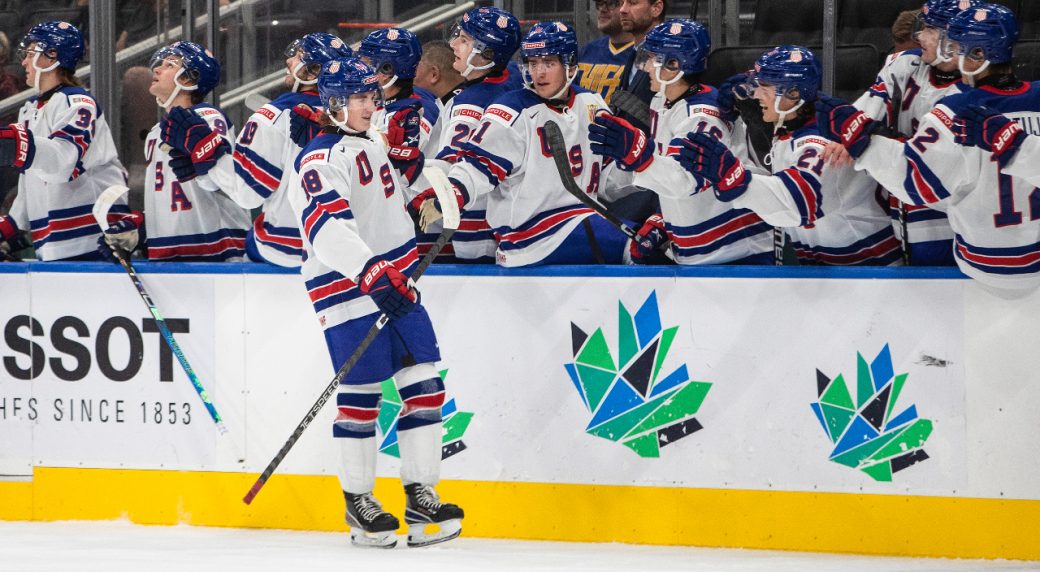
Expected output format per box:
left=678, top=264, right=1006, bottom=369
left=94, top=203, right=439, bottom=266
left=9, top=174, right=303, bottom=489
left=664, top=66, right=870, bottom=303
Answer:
left=424, top=166, right=461, bottom=231
left=92, top=185, right=131, bottom=227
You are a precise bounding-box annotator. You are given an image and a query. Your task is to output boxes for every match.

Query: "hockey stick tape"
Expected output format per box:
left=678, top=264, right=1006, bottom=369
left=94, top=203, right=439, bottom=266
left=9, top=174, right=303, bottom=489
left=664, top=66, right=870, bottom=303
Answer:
left=92, top=185, right=131, bottom=228
left=424, top=166, right=461, bottom=231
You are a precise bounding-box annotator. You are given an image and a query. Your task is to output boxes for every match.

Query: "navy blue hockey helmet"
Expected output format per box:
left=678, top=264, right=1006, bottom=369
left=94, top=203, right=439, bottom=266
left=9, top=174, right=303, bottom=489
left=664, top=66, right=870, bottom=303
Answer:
left=640, top=19, right=711, bottom=76
left=751, top=45, right=822, bottom=103
left=358, top=27, right=422, bottom=81
left=286, top=33, right=353, bottom=69
left=17, top=21, right=85, bottom=70
left=150, top=41, right=222, bottom=97
left=943, top=3, right=1019, bottom=65
left=918, top=0, right=983, bottom=30
left=450, top=7, right=521, bottom=69
left=521, top=21, right=579, bottom=66
left=318, top=57, right=383, bottom=113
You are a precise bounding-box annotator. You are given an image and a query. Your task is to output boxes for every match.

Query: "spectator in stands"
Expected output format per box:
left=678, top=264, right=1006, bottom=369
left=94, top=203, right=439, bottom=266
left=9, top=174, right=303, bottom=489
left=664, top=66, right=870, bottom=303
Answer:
left=414, top=40, right=464, bottom=100
left=891, top=9, right=922, bottom=53
left=576, top=0, right=635, bottom=103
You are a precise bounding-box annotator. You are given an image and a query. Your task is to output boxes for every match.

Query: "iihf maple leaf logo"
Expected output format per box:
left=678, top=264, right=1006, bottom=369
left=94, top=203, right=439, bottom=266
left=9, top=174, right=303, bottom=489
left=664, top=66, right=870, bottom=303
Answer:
left=378, top=370, right=473, bottom=460
left=811, top=345, right=933, bottom=481
left=565, top=292, right=711, bottom=458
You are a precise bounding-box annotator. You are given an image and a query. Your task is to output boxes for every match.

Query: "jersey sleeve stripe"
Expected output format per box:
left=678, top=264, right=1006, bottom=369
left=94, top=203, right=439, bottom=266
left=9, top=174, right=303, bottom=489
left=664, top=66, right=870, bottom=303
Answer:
left=791, top=227, right=902, bottom=265
left=495, top=205, right=594, bottom=251
left=903, top=147, right=949, bottom=205
left=146, top=229, right=247, bottom=261
left=233, top=146, right=283, bottom=198
left=954, top=234, right=1040, bottom=274
left=252, top=213, right=303, bottom=250
left=457, top=145, right=513, bottom=185
left=776, top=167, right=822, bottom=227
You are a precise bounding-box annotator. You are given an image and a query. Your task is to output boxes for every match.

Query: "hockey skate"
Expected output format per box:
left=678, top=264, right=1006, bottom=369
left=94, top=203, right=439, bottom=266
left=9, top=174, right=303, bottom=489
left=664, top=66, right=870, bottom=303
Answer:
left=403, top=483, right=464, bottom=548
left=344, top=491, right=400, bottom=548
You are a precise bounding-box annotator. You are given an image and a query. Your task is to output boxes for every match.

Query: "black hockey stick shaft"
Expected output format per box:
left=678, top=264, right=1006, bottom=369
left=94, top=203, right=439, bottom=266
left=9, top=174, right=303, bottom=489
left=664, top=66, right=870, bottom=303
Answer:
left=543, top=120, right=676, bottom=261
left=610, top=90, right=653, bottom=133
left=243, top=226, right=456, bottom=505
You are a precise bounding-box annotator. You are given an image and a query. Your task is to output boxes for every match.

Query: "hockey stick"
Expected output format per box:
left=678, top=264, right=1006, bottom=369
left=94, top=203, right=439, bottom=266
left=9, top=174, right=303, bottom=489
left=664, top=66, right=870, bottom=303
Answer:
left=886, top=80, right=912, bottom=266
left=93, top=185, right=244, bottom=463
left=242, top=166, right=461, bottom=505
left=543, top=120, right=676, bottom=262
left=610, top=90, right=653, bottom=133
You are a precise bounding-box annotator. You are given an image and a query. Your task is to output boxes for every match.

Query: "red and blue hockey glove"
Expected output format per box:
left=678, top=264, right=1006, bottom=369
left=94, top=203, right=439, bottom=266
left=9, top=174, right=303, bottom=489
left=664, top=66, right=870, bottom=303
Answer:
left=289, top=103, right=324, bottom=148
left=385, top=106, right=424, bottom=184
left=97, top=212, right=145, bottom=264
left=955, top=104, right=1026, bottom=166
left=629, top=213, right=671, bottom=264
left=358, top=257, right=419, bottom=320
left=161, top=107, right=230, bottom=176
left=588, top=111, right=655, bottom=172
left=168, top=148, right=197, bottom=182
left=0, top=124, right=35, bottom=171
left=407, top=178, right=469, bottom=233
left=816, top=95, right=876, bottom=159
left=0, top=216, right=29, bottom=260
left=673, top=133, right=750, bottom=200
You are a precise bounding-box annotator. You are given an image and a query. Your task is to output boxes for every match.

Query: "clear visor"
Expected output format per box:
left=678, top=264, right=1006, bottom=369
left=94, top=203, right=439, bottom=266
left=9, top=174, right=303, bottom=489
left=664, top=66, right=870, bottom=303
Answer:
left=447, top=22, right=463, bottom=43
left=748, top=74, right=800, bottom=100
left=635, top=47, right=682, bottom=75
left=326, top=90, right=385, bottom=114
left=358, top=55, right=395, bottom=77
left=284, top=39, right=303, bottom=58
left=15, top=41, right=50, bottom=62
left=523, top=54, right=563, bottom=74
left=939, top=33, right=987, bottom=62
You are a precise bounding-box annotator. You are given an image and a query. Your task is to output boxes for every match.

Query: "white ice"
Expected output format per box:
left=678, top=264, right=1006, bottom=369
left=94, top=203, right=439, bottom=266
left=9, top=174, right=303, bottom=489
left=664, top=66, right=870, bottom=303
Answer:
left=0, top=521, right=1036, bottom=572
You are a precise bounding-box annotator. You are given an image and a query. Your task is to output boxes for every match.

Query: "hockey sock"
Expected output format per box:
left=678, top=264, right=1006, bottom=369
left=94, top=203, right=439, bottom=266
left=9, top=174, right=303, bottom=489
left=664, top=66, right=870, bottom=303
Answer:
left=395, top=364, right=445, bottom=485
left=334, top=382, right=382, bottom=494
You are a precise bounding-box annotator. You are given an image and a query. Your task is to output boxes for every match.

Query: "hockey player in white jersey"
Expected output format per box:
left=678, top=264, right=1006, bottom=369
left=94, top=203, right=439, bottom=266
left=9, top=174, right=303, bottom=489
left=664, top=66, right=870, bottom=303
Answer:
left=417, top=21, right=634, bottom=266
left=955, top=104, right=1040, bottom=187
left=674, top=46, right=902, bottom=266
left=421, top=6, right=522, bottom=261
left=286, top=58, right=462, bottom=548
left=588, top=19, right=773, bottom=265
left=817, top=4, right=1040, bottom=289
left=164, top=33, right=351, bottom=267
left=98, top=41, right=250, bottom=262
left=0, top=21, right=130, bottom=261
left=851, top=0, right=982, bottom=265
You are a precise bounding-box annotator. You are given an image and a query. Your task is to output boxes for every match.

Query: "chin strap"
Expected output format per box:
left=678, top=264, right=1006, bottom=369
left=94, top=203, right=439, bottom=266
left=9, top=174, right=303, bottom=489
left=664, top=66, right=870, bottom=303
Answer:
left=289, top=61, right=319, bottom=93
left=653, top=64, right=684, bottom=94
left=772, top=94, right=805, bottom=135
left=30, top=52, right=60, bottom=93
left=156, top=68, right=199, bottom=110
left=460, top=49, right=495, bottom=79
left=958, top=55, right=991, bottom=85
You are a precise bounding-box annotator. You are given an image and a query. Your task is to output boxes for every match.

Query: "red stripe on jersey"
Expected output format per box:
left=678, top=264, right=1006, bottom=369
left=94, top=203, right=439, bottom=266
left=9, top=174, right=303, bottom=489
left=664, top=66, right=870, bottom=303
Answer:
left=800, top=235, right=902, bottom=265
left=908, top=158, right=941, bottom=204
left=956, top=242, right=1040, bottom=268
left=497, top=207, right=593, bottom=243
left=783, top=168, right=819, bottom=226
left=458, top=218, right=492, bottom=232
left=147, top=236, right=246, bottom=260
left=234, top=149, right=280, bottom=191
left=253, top=214, right=303, bottom=249
left=669, top=212, right=764, bottom=248
left=308, top=276, right=357, bottom=303
left=30, top=213, right=98, bottom=242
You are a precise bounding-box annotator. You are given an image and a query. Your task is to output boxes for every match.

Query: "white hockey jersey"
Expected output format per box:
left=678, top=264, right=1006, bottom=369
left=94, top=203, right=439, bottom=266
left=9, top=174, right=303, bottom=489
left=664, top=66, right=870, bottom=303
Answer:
left=143, top=104, right=250, bottom=261
left=729, top=121, right=902, bottom=266
left=447, top=87, right=632, bottom=267
left=636, top=86, right=772, bottom=264
left=287, top=132, right=419, bottom=329
left=854, top=49, right=968, bottom=252
left=428, top=71, right=518, bottom=260
left=1004, top=134, right=1040, bottom=187
left=206, top=91, right=321, bottom=267
left=856, top=81, right=1040, bottom=289
left=4, top=86, right=128, bottom=260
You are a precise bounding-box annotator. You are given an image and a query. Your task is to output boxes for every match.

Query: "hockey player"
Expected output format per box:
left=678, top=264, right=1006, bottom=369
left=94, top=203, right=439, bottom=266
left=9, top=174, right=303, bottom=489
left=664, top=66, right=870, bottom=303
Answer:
left=157, top=33, right=352, bottom=267
left=955, top=104, right=1040, bottom=187
left=417, top=21, right=633, bottom=267
left=588, top=19, right=773, bottom=265
left=817, top=4, right=1040, bottom=289
left=425, top=6, right=522, bottom=262
left=98, top=41, right=251, bottom=262
left=674, top=46, right=902, bottom=266
left=575, top=0, right=635, bottom=103
left=850, top=0, right=982, bottom=265
left=0, top=21, right=130, bottom=261
left=286, top=58, right=463, bottom=548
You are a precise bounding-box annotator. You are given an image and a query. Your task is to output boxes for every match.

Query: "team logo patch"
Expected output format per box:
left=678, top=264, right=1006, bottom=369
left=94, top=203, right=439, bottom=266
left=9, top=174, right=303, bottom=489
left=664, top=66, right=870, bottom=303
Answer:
left=558, top=22, right=568, bottom=31
left=958, top=0, right=972, bottom=9
left=205, top=49, right=214, bottom=57
left=790, top=50, right=804, bottom=63
left=58, top=21, right=70, bottom=29
left=974, top=8, right=988, bottom=21
left=329, top=61, right=340, bottom=73
left=331, top=38, right=343, bottom=48
left=497, top=15, right=509, bottom=28
left=670, top=22, right=683, bottom=35
left=387, top=28, right=399, bottom=40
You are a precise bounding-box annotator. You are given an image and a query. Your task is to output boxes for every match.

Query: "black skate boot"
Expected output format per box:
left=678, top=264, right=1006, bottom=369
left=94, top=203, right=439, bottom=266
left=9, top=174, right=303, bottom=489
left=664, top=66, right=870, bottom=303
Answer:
left=403, top=483, right=464, bottom=547
left=344, top=491, right=400, bottom=548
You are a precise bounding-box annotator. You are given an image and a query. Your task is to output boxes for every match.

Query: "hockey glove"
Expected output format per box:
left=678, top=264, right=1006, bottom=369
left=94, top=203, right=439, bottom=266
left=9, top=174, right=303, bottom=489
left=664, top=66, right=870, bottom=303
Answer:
left=407, top=178, right=469, bottom=233
left=0, top=216, right=29, bottom=261
left=161, top=107, right=230, bottom=176
left=816, top=95, right=876, bottom=159
left=289, top=103, right=324, bottom=148
left=673, top=133, right=750, bottom=200
left=168, top=149, right=198, bottom=182
left=716, top=73, right=755, bottom=123
left=385, top=106, right=424, bottom=184
left=956, top=104, right=1026, bottom=166
left=0, top=124, right=35, bottom=171
left=358, top=257, right=419, bottom=320
left=97, top=213, right=144, bottom=264
left=629, top=213, right=671, bottom=264
left=588, top=111, right=655, bottom=172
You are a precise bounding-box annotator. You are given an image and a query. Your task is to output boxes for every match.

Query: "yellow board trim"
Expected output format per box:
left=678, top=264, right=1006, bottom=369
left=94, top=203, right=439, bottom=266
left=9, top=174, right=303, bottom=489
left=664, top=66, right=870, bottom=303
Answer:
left=2, top=467, right=1038, bottom=560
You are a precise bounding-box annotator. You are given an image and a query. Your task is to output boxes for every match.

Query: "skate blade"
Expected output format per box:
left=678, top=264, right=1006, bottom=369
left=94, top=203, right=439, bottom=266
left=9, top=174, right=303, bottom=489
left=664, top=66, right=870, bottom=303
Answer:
left=406, top=519, right=462, bottom=548
left=350, top=529, right=398, bottom=549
